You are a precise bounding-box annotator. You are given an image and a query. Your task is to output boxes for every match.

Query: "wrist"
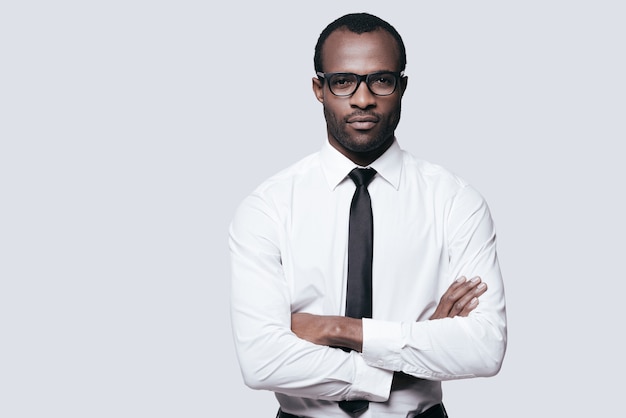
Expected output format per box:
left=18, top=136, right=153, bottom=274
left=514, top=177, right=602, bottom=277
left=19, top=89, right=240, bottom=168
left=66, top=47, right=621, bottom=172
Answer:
left=328, top=316, right=363, bottom=352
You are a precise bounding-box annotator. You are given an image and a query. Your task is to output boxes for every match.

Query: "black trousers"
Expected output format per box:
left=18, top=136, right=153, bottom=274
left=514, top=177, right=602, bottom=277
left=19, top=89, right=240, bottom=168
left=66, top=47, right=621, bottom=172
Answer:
left=277, top=403, right=448, bottom=418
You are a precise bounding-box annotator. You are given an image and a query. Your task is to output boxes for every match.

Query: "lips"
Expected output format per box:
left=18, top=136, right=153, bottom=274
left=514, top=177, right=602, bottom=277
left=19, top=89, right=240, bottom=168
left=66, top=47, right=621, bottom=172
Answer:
left=346, top=114, right=379, bottom=130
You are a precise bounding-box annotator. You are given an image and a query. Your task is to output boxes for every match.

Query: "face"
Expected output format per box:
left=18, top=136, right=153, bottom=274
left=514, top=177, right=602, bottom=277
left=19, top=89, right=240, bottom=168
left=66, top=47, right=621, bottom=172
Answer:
left=313, top=28, right=407, bottom=165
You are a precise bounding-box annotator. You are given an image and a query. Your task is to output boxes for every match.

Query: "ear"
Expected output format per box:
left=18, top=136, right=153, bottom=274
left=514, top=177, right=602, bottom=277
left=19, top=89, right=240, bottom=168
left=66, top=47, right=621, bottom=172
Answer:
left=399, top=75, right=408, bottom=98
left=312, top=77, right=324, bottom=103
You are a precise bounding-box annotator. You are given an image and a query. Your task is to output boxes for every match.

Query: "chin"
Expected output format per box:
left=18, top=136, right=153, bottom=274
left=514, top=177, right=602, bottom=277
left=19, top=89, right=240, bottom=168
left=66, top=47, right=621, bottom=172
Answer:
left=345, top=135, right=390, bottom=154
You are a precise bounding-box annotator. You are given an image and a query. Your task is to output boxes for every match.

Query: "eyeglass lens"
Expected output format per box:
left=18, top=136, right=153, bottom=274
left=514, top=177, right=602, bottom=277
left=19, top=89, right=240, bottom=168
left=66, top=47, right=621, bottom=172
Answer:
left=327, top=72, right=398, bottom=96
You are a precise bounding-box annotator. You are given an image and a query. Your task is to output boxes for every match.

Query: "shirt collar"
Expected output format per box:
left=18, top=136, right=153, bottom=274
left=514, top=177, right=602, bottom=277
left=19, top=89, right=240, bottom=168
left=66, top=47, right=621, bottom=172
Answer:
left=320, top=138, right=403, bottom=190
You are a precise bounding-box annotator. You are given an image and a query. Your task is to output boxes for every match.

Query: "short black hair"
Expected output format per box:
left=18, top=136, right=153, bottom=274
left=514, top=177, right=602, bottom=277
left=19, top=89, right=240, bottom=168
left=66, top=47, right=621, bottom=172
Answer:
left=314, top=12, right=407, bottom=74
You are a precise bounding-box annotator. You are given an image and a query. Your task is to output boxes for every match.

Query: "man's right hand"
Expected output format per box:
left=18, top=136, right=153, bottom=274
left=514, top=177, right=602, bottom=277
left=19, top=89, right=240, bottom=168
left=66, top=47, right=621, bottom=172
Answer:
left=429, top=276, right=487, bottom=320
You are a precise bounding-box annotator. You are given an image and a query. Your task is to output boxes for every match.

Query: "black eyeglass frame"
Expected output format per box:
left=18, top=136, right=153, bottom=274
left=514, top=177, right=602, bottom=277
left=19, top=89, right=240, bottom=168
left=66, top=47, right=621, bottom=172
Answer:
left=316, top=71, right=405, bottom=97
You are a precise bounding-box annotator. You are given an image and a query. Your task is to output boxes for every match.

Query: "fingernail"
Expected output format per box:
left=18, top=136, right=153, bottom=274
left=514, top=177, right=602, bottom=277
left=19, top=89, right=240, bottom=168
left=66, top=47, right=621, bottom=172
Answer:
left=470, top=297, right=478, bottom=306
left=470, top=276, right=480, bottom=283
left=477, top=283, right=486, bottom=290
left=456, top=276, right=466, bottom=283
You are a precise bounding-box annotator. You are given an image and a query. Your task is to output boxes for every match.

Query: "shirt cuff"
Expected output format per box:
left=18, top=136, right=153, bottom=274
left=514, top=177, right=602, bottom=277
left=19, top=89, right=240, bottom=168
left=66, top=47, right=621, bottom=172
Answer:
left=346, top=351, right=393, bottom=402
left=361, top=318, right=404, bottom=371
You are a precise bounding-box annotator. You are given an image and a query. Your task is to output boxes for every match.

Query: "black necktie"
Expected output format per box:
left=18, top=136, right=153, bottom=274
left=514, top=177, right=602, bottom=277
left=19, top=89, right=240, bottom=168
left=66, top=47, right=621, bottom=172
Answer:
left=338, top=167, right=376, bottom=416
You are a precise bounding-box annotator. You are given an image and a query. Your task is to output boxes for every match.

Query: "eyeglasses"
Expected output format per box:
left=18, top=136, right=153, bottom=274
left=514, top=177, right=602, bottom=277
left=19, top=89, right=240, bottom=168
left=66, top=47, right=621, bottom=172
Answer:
left=316, top=71, right=404, bottom=97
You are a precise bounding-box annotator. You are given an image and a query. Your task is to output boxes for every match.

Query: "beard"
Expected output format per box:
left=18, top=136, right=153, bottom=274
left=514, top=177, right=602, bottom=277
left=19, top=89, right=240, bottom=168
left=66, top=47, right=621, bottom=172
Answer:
left=323, top=105, right=402, bottom=154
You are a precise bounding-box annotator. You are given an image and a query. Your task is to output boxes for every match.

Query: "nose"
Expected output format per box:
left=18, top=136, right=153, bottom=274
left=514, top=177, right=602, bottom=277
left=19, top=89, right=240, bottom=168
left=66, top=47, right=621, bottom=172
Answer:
left=349, top=80, right=376, bottom=109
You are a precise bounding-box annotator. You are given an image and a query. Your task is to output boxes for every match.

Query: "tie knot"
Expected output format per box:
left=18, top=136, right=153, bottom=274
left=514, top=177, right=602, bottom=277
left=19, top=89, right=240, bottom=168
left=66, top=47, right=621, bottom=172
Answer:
left=349, top=168, right=377, bottom=187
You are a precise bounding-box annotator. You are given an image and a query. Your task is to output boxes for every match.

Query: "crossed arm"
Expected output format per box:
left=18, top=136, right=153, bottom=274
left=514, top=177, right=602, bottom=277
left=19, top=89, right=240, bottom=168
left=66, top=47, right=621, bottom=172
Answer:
left=231, top=184, right=506, bottom=396
left=291, top=275, right=487, bottom=352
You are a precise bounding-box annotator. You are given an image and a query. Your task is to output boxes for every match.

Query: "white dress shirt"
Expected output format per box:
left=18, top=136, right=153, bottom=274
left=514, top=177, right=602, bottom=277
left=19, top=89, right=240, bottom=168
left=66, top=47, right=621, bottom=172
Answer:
left=229, top=139, right=507, bottom=418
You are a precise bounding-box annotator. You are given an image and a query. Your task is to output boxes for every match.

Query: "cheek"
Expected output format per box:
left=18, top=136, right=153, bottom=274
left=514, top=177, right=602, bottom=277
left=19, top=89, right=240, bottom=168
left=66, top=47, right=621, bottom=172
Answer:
left=323, top=100, right=347, bottom=119
left=384, top=100, right=402, bottom=119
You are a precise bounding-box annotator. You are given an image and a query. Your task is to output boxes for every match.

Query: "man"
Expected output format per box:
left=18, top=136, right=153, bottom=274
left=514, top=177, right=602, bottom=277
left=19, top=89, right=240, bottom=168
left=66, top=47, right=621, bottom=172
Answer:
left=230, top=12, right=506, bottom=418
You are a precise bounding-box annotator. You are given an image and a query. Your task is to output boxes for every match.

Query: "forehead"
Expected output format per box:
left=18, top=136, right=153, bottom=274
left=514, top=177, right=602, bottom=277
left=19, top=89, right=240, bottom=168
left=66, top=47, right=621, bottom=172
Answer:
left=321, top=28, right=401, bottom=74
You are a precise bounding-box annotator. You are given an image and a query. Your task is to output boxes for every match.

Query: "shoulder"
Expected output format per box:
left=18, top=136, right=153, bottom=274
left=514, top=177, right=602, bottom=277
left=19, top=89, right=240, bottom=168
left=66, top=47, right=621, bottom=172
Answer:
left=252, top=151, right=322, bottom=196
left=232, top=152, right=322, bottom=219
left=399, top=150, right=489, bottom=208
left=401, top=151, right=468, bottom=191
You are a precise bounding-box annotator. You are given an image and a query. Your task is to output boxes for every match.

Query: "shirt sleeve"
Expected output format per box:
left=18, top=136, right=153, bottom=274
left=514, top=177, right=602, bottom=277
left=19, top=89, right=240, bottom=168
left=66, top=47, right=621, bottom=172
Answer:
left=361, top=185, right=507, bottom=380
left=229, top=192, right=393, bottom=401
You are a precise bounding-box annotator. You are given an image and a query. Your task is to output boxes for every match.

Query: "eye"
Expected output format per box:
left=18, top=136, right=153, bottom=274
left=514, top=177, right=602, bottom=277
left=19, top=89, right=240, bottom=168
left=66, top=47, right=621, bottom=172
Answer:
left=370, top=73, right=395, bottom=87
left=330, top=74, right=357, bottom=89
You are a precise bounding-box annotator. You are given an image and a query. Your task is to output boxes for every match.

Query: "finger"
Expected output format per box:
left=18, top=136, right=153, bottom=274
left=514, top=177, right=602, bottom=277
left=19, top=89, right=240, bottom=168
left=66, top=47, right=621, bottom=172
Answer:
left=438, top=276, right=476, bottom=316
left=443, top=276, right=467, bottom=296
left=448, top=277, right=484, bottom=316
left=450, top=276, right=467, bottom=291
left=450, top=275, right=479, bottom=298
left=452, top=276, right=481, bottom=298
left=430, top=276, right=484, bottom=320
left=473, top=281, right=488, bottom=298
left=459, top=297, right=479, bottom=316
left=455, top=282, right=487, bottom=317
left=430, top=287, right=459, bottom=319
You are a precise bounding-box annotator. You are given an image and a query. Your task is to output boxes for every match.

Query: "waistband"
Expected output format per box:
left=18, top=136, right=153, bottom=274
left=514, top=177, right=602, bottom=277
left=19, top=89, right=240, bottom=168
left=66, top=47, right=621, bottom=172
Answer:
left=277, top=403, right=448, bottom=418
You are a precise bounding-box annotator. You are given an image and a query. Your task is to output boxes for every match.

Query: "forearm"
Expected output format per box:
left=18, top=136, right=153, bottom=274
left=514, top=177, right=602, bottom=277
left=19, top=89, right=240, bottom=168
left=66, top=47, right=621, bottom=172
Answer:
left=291, top=284, right=506, bottom=381
left=290, top=313, right=363, bottom=352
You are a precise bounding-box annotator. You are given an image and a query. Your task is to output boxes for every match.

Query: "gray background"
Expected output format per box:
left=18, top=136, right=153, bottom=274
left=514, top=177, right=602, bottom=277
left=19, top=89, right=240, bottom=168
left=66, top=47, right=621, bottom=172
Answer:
left=1, top=1, right=624, bottom=417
